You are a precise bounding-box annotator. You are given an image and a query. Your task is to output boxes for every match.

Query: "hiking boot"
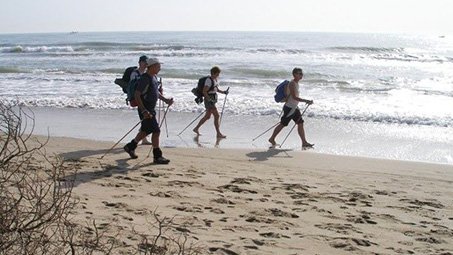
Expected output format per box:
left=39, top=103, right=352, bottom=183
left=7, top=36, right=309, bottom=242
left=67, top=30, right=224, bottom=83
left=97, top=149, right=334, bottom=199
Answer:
left=154, top=156, right=170, bottom=164
left=123, top=144, right=138, bottom=159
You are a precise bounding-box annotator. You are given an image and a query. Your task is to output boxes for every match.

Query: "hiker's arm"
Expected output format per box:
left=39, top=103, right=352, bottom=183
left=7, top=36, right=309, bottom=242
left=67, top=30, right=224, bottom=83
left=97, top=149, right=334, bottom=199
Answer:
left=218, top=88, right=229, bottom=95
left=289, top=82, right=313, bottom=105
left=158, top=93, right=174, bottom=106
left=135, top=91, right=151, bottom=119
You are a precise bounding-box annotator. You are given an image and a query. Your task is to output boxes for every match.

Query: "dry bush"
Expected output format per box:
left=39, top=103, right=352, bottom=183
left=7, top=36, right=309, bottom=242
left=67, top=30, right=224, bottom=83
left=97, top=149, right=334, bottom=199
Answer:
left=0, top=101, right=203, bottom=255
left=0, top=101, right=117, bottom=255
left=134, top=211, right=204, bottom=255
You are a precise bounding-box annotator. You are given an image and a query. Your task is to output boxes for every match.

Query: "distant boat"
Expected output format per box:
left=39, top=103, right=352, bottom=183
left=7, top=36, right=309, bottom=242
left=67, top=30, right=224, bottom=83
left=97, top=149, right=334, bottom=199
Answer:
left=69, top=31, right=78, bottom=34
left=439, top=35, right=445, bottom=38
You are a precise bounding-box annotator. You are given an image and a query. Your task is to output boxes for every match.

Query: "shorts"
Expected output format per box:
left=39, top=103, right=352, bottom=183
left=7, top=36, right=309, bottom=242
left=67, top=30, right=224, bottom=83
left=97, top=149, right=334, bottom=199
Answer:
left=204, top=94, right=217, bottom=110
left=280, top=106, right=304, bottom=126
left=138, top=109, right=160, bottom=135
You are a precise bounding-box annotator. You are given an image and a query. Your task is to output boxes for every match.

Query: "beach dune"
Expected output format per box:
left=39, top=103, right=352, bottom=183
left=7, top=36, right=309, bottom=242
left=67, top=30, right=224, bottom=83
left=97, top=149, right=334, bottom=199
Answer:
left=41, top=136, right=453, bottom=255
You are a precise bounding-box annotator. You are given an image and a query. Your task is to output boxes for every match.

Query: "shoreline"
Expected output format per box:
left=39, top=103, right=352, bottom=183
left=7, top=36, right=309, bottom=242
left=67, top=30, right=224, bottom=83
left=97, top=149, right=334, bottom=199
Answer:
left=26, top=106, right=453, bottom=165
left=32, top=135, right=453, bottom=255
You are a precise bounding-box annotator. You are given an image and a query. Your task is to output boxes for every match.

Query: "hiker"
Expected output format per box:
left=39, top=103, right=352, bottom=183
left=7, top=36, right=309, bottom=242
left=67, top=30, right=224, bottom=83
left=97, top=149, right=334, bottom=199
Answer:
left=193, top=66, right=228, bottom=138
left=132, top=55, right=152, bottom=145
left=268, top=68, right=314, bottom=148
left=123, top=57, right=174, bottom=164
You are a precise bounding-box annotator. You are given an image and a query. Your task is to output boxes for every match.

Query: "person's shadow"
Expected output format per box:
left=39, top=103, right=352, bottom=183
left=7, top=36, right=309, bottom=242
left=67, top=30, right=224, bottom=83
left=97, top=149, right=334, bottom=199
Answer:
left=246, top=148, right=292, bottom=161
left=59, top=146, right=154, bottom=187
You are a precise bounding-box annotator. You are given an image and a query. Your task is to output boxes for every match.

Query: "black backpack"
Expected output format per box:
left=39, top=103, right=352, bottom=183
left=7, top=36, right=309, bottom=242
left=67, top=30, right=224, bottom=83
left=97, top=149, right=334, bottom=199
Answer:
left=114, top=66, right=137, bottom=93
left=191, top=76, right=214, bottom=104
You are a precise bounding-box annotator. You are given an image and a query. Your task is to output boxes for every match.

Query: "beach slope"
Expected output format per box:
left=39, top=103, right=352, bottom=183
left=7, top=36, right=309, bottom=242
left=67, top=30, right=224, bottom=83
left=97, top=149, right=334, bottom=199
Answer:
left=40, top=136, right=453, bottom=255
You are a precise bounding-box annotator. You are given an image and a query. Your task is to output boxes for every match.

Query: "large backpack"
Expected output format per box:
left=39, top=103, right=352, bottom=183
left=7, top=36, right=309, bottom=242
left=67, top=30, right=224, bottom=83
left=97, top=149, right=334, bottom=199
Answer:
left=274, top=80, right=290, bottom=103
left=126, top=72, right=150, bottom=107
left=191, top=76, right=214, bottom=104
left=114, top=66, right=137, bottom=93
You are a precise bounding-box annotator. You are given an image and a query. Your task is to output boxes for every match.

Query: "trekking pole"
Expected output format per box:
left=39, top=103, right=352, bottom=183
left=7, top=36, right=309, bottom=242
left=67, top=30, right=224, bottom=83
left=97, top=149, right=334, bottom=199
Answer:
left=158, top=77, right=163, bottom=123
left=159, top=104, right=169, bottom=128
left=100, top=119, right=142, bottom=159
left=252, top=122, right=280, bottom=141
left=158, top=99, right=162, bottom=124
left=159, top=103, right=170, bottom=137
left=164, top=115, right=169, bottom=138
left=251, top=109, right=284, bottom=141
left=279, top=104, right=310, bottom=148
left=178, top=110, right=206, bottom=136
left=219, top=87, right=230, bottom=126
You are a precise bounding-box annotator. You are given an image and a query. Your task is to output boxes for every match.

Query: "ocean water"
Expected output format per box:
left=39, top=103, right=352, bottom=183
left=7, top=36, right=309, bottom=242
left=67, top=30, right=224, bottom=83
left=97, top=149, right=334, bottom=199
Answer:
left=1, top=31, right=452, bottom=164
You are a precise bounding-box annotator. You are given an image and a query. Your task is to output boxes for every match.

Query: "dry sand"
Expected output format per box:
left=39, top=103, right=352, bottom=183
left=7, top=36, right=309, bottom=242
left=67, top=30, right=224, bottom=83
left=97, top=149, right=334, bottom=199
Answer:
left=37, top=136, right=453, bottom=255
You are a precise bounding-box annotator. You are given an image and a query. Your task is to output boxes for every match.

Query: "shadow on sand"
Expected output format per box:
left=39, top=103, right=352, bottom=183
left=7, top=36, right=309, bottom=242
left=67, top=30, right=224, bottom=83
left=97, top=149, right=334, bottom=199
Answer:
left=59, top=146, right=157, bottom=188
left=246, top=148, right=292, bottom=161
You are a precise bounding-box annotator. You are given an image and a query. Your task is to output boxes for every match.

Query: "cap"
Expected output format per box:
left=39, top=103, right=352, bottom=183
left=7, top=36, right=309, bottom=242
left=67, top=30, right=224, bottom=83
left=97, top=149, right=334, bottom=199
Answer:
left=139, top=55, right=148, bottom=63
left=146, top=57, right=163, bottom=66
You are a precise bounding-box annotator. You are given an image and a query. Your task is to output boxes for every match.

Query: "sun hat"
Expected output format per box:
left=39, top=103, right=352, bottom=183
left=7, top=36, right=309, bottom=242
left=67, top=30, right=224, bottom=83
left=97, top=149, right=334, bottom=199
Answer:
left=146, top=57, right=163, bottom=66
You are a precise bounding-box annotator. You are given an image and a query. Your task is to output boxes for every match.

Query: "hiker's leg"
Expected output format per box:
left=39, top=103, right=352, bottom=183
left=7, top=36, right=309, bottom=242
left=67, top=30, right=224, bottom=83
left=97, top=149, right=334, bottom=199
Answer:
left=212, top=109, right=225, bottom=138
left=141, top=136, right=151, bottom=145
left=297, top=122, right=312, bottom=147
left=193, top=111, right=212, bottom=134
left=134, top=131, right=148, bottom=144
left=124, top=117, right=158, bottom=159
left=269, top=106, right=291, bottom=146
left=151, top=131, right=160, bottom=148
left=124, top=131, right=147, bottom=159
left=137, top=109, right=150, bottom=144
left=269, top=124, right=284, bottom=146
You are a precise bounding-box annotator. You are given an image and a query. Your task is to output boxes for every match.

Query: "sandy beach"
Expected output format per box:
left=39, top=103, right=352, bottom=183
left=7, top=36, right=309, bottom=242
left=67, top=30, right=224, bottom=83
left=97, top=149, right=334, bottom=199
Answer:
left=33, top=135, right=453, bottom=255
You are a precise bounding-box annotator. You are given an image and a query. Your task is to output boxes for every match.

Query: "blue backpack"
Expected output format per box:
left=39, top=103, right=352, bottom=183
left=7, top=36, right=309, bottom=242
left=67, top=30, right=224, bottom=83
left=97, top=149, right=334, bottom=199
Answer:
left=274, top=80, right=289, bottom=103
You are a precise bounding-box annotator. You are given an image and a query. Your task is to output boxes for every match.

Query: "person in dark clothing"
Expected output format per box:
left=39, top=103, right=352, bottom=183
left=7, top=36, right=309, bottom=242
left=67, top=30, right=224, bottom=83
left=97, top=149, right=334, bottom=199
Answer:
left=131, top=55, right=152, bottom=145
left=123, top=58, right=174, bottom=164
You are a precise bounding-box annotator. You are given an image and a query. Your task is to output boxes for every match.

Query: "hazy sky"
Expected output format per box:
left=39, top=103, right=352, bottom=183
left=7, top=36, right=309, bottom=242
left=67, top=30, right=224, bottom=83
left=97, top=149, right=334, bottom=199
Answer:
left=1, top=0, right=452, bottom=35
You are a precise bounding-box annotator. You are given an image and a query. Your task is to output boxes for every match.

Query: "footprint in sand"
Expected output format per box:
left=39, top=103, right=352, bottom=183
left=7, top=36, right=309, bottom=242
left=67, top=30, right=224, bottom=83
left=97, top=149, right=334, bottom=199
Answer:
left=203, top=219, right=214, bottom=227
left=210, top=208, right=225, bottom=214
left=217, top=184, right=257, bottom=194
left=168, top=180, right=204, bottom=188
left=415, top=237, right=443, bottom=244
left=329, top=237, right=375, bottom=251
left=230, top=177, right=262, bottom=185
left=150, top=190, right=181, bottom=198
left=251, top=239, right=266, bottom=246
left=346, top=212, right=377, bottom=225
left=400, top=198, right=444, bottom=209
left=339, top=191, right=374, bottom=207
left=208, top=247, right=238, bottom=255
left=211, top=198, right=235, bottom=205
left=259, top=232, right=290, bottom=239
left=314, top=223, right=359, bottom=235
left=244, top=216, right=275, bottom=224
left=141, top=171, right=159, bottom=178
left=265, top=208, right=299, bottom=218
left=173, top=205, right=203, bottom=213
left=102, top=201, right=128, bottom=209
